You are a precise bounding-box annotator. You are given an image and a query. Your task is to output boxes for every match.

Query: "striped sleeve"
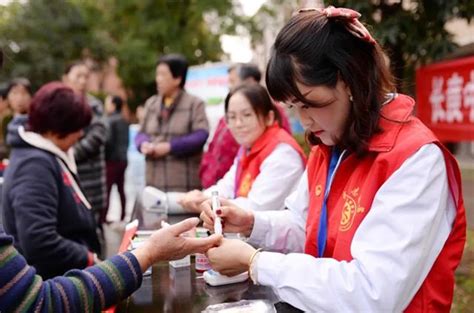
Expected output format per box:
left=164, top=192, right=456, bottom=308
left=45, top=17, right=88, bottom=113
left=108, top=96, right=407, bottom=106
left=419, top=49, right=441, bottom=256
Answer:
left=0, top=233, right=143, bottom=313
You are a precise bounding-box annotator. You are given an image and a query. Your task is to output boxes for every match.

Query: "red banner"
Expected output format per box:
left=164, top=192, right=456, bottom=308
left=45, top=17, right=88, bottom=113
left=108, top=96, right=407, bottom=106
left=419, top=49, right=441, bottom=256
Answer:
left=416, top=56, right=474, bottom=141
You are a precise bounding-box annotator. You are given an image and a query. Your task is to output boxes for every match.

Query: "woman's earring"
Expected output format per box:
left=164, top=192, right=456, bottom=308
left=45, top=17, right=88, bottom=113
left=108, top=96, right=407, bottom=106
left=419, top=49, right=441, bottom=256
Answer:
left=349, top=95, right=354, bottom=102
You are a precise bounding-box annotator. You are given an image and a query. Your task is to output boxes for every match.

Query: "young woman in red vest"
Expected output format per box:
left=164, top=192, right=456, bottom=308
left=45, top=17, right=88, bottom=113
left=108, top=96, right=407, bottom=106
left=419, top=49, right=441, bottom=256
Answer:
left=200, top=6, right=466, bottom=313
left=179, top=83, right=306, bottom=213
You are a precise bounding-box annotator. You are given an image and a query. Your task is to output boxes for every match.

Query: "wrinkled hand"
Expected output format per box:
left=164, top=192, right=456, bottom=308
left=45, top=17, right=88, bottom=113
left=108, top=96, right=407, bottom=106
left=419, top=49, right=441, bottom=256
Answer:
left=206, top=238, right=256, bottom=276
left=140, top=142, right=155, bottom=156
left=132, top=217, right=222, bottom=272
left=199, top=198, right=254, bottom=236
left=177, top=189, right=208, bottom=213
left=152, top=142, right=171, bottom=158
left=140, top=142, right=170, bottom=158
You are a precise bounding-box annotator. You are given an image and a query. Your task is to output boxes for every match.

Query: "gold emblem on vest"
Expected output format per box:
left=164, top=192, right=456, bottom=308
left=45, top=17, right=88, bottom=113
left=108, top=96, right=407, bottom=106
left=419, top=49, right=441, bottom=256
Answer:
left=315, top=184, right=323, bottom=197
left=238, top=173, right=253, bottom=197
left=340, top=188, right=365, bottom=231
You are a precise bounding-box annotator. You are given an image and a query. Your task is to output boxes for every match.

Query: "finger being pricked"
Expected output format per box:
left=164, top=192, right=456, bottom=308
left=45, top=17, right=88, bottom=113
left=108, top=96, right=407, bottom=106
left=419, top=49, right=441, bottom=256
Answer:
left=167, top=217, right=200, bottom=236
left=184, top=234, right=222, bottom=255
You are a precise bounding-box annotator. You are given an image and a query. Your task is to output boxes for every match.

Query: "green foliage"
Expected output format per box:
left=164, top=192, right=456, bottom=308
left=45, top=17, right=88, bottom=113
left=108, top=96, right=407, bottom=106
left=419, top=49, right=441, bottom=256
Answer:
left=292, top=132, right=311, bottom=156
left=72, top=0, right=236, bottom=108
left=0, top=0, right=236, bottom=108
left=453, top=229, right=474, bottom=312
left=325, top=0, right=474, bottom=94
left=0, top=0, right=112, bottom=90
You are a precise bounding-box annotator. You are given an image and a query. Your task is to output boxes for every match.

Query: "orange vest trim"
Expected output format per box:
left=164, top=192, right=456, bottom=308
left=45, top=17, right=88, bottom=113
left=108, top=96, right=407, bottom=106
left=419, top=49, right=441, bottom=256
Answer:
left=235, top=124, right=306, bottom=197
left=305, top=94, right=466, bottom=312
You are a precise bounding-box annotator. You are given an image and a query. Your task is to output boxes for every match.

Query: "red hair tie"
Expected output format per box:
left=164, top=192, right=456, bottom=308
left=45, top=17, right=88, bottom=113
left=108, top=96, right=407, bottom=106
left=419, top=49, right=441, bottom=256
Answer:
left=298, top=6, right=376, bottom=45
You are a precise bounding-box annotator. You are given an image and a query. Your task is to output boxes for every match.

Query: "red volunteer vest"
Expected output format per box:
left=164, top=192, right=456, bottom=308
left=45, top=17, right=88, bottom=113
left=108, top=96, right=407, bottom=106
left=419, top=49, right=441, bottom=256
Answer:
left=305, top=94, right=466, bottom=312
left=236, top=124, right=306, bottom=197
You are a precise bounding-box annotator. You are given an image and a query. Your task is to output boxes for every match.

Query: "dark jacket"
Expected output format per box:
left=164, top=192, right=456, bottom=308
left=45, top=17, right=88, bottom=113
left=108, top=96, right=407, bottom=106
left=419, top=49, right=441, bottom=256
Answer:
left=4, top=113, right=27, bottom=150
left=105, top=112, right=129, bottom=162
left=74, top=94, right=107, bottom=213
left=2, top=126, right=100, bottom=278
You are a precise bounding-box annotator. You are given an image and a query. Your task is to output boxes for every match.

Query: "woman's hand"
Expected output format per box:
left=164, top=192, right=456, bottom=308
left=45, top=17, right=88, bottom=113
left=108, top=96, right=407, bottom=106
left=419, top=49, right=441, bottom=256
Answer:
left=206, top=239, right=256, bottom=276
left=152, top=142, right=171, bottom=157
left=140, top=142, right=170, bottom=158
left=132, top=217, right=222, bottom=272
left=199, top=198, right=255, bottom=236
left=178, top=189, right=208, bottom=213
left=140, top=142, right=155, bottom=156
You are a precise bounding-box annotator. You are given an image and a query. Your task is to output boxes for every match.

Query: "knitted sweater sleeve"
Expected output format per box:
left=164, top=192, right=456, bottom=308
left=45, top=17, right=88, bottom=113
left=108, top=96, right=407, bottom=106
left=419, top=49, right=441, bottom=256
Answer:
left=0, top=233, right=143, bottom=312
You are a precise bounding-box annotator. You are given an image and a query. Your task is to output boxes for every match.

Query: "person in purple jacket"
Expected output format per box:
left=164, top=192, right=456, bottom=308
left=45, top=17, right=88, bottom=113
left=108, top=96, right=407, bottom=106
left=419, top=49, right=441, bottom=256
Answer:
left=135, top=54, right=209, bottom=192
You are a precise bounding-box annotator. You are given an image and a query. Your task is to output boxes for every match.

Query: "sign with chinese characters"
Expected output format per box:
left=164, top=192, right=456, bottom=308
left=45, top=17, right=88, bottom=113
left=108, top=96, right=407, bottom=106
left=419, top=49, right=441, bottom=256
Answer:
left=185, top=62, right=230, bottom=137
left=416, top=56, right=474, bottom=141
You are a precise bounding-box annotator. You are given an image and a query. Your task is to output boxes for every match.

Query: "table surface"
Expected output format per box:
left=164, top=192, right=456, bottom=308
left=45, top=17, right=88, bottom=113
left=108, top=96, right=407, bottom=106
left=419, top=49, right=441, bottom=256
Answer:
left=116, top=260, right=278, bottom=313
left=117, top=204, right=279, bottom=312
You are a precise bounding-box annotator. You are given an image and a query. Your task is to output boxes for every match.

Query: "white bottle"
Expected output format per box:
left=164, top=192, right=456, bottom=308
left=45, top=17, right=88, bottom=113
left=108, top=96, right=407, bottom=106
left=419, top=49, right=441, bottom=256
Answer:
left=195, top=227, right=212, bottom=272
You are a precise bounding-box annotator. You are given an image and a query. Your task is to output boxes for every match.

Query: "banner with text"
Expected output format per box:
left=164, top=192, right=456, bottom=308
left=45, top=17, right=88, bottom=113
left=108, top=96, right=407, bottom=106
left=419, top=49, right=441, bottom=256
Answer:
left=416, top=56, right=474, bottom=141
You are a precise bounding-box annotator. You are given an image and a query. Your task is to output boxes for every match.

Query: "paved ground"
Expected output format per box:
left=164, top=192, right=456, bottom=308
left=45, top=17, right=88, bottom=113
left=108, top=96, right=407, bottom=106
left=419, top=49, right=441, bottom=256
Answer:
left=103, top=148, right=144, bottom=258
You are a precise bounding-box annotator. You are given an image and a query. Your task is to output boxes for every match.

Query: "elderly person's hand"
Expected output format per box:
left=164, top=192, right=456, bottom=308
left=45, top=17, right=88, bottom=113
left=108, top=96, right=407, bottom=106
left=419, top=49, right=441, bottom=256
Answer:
left=140, top=142, right=155, bottom=156
left=140, top=142, right=170, bottom=158
left=199, top=198, right=254, bottom=236
left=178, top=189, right=209, bottom=213
left=152, top=142, right=171, bottom=158
left=132, top=217, right=222, bottom=272
left=206, top=238, right=256, bottom=276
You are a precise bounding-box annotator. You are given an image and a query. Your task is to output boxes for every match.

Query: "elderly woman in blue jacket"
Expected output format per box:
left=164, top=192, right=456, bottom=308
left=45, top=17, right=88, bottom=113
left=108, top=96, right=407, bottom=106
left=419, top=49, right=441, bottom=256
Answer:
left=2, top=81, right=101, bottom=278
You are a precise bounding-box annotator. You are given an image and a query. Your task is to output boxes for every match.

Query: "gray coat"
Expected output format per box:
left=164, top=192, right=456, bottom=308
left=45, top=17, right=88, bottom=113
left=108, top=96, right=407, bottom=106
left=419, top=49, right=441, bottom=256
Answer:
left=74, top=94, right=107, bottom=214
left=140, top=90, right=208, bottom=192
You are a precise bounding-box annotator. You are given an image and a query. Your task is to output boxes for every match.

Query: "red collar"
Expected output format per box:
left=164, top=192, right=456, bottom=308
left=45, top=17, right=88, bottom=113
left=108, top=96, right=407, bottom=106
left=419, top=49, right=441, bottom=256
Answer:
left=367, top=94, right=415, bottom=152
left=247, top=123, right=281, bottom=156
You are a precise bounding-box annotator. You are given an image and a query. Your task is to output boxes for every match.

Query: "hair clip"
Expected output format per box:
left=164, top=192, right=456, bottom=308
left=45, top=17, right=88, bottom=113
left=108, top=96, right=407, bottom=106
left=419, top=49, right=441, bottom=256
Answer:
left=298, top=6, right=376, bottom=45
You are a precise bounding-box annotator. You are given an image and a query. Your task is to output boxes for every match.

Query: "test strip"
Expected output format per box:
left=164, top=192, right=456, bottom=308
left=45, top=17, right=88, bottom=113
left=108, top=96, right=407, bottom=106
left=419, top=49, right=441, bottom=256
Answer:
left=211, top=191, right=222, bottom=235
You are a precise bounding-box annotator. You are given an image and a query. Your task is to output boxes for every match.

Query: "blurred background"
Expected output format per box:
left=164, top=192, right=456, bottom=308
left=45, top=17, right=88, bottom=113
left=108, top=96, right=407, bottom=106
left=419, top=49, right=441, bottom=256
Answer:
left=0, top=0, right=473, bottom=311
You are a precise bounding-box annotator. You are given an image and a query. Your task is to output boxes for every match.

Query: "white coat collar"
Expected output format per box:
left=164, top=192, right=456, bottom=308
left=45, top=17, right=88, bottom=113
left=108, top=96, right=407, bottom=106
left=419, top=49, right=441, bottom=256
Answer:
left=18, top=126, right=78, bottom=174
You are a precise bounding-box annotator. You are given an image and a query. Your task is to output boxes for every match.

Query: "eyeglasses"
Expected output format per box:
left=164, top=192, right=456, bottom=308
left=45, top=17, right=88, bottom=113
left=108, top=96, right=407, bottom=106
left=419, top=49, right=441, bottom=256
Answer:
left=225, top=112, right=257, bottom=126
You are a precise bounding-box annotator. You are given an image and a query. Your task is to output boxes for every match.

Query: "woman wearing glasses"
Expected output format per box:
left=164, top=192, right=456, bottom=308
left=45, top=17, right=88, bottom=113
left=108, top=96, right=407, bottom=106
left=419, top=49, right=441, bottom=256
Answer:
left=179, top=83, right=306, bottom=213
left=201, top=6, right=466, bottom=312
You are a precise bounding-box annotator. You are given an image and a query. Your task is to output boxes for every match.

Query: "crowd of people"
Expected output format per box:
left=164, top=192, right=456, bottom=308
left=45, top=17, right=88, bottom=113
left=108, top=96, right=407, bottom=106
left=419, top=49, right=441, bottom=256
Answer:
left=0, top=5, right=467, bottom=313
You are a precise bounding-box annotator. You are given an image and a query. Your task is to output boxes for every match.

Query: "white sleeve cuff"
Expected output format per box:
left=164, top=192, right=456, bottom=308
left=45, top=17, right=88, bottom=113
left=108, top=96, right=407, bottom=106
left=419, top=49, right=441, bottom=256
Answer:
left=248, top=211, right=270, bottom=247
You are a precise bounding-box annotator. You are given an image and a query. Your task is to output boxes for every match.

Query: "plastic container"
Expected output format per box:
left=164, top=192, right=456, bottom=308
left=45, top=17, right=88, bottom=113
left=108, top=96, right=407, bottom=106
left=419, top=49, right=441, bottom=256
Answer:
left=203, top=269, right=248, bottom=286
left=195, top=227, right=212, bottom=272
left=170, top=255, right=191, bottom=268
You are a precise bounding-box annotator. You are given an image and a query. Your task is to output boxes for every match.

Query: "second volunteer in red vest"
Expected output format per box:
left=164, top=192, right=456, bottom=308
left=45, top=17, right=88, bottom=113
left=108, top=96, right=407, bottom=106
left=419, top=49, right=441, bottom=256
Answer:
left=179, top=83, right=306, bottom=213
left=200, top=6, right=466, bottom=313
